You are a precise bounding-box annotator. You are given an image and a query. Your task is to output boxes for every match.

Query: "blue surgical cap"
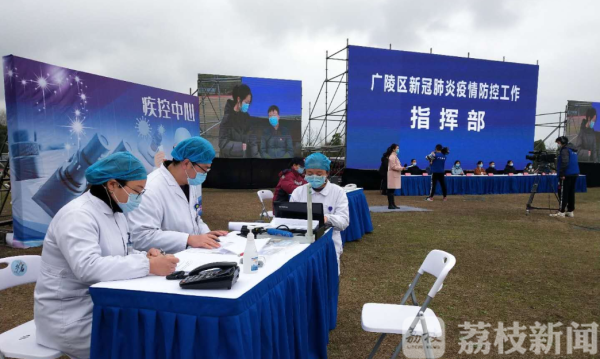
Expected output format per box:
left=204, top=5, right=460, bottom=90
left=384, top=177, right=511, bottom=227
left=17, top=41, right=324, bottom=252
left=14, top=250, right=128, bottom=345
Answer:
left=171, top=136, right=215, bottom=164
left=305, top=153, right=331, bottom=171
left=85, top=152, right=147, bottom=185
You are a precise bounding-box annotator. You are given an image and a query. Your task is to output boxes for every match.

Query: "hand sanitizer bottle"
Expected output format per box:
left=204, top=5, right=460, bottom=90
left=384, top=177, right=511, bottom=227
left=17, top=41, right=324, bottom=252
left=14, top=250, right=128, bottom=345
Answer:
left=243, top=232, right=259, bottom=274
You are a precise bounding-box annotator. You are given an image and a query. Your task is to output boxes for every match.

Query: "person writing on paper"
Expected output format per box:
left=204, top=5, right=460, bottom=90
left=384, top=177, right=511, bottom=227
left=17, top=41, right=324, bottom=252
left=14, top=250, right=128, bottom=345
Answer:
left=406, top=159, right=422, bottom=175
left=128, top=136, right=228, bottom=253
left=34, top=152, right=179, bottom=359
left=503, top=160, right=517, bottom=174
left=451, top=160, right=465, bottom=176
left=474, top=161, right=487, bottom=176
left=524, top=162, right=535, bottom=174
left=290, top=153, right=349, bottom=273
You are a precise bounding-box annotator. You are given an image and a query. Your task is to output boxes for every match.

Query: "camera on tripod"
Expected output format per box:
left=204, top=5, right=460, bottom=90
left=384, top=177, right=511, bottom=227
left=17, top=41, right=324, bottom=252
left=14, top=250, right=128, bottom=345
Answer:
left=525, top=151, right=556, bottom=164
left=425, top=147, right=449, bottom=162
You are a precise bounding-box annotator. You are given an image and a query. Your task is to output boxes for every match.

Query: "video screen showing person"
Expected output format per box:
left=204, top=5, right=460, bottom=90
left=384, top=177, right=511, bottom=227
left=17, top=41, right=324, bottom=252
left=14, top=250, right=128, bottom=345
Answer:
left=566, top=101, right=600, bottom=163
left=198, top=74, right=302, bottom=159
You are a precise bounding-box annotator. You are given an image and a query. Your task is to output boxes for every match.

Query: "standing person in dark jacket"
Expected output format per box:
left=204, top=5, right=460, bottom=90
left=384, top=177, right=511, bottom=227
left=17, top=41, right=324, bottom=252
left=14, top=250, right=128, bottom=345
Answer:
left=260, top=105, right=294, bottom=159
left=379, top=146, right=393, bottom=195
left=426, top=144, right=448, bottom=202
left=218, top=84, right=258, bottom=158
left=273, top=158, right=307, bottom=203
left=551, top=136, right=580, bottom=218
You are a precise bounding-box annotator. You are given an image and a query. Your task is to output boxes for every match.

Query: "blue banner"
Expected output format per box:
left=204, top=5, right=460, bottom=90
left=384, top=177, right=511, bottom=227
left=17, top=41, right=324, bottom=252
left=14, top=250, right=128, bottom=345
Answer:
left=347, top=45, right=539, bottom=170
left=3, top=55, right=200, bottom=247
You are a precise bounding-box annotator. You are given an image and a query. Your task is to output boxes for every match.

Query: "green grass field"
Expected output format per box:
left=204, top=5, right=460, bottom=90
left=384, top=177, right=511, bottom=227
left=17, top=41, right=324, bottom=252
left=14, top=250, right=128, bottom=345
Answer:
left=1, top=188, right=599, bottom=358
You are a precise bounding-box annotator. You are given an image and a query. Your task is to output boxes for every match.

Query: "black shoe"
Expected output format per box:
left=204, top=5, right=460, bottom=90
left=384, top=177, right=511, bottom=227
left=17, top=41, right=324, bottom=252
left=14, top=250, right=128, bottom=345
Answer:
left=393, top=205, right=400, bottom=209
left=388, top=205, right=395, bottom=210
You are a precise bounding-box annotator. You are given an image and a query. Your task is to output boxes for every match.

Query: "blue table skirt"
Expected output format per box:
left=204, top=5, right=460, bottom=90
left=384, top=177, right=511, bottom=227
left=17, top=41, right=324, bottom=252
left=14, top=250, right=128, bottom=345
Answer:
left=90, top=230, right=339, bottom=359
left=395, top=175, right=588, bottom=196
left=341, top=189, right=374, bottom=244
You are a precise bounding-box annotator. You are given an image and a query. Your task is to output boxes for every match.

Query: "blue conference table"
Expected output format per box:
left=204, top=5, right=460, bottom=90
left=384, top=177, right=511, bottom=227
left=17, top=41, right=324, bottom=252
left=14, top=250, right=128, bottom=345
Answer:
left=395, top=174, right=587, bottom=196
left=341, top=189, right=373, bottom=244
left=89, top=230, right=339, bottom=359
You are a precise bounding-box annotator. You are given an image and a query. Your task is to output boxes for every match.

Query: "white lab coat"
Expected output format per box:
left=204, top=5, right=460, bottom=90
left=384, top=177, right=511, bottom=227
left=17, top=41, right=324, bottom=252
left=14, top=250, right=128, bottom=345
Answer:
left=34, top=191, right=150, bottom=359
left=127, top=164, right=210, bottom=253
left=290, top=181, right=349, bottom=271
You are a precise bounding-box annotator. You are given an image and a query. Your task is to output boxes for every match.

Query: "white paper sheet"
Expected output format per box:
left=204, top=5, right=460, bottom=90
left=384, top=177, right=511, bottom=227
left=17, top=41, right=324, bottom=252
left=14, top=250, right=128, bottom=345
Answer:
left=182, top=233, right=270, bottom=256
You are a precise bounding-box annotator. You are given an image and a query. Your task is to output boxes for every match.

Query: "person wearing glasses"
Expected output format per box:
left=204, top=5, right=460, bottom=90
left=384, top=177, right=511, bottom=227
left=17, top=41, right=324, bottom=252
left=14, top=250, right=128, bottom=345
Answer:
left=127, top=136, right=228, bottom=253
left=34, top=152, right=179, bottom=359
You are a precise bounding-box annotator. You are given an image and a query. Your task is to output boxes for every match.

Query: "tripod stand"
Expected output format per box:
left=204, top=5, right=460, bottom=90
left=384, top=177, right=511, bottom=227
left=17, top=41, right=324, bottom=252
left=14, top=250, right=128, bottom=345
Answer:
left=525, top=163, right=559, bottom=215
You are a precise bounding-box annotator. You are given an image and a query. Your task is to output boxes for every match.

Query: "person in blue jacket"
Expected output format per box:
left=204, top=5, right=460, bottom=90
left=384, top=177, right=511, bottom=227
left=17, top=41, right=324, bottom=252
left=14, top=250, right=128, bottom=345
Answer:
left=426, top=144, right=448, bottom=202
left=550, top=136, right=580, bottom=218
left=260, top=105, right=294, bottom=158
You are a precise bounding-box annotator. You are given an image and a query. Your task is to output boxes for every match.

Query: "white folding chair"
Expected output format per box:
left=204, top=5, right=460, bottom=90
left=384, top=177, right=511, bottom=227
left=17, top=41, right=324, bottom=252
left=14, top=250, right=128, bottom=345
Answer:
left=362, top=250, right=456, bottom=359
left=257, top=190, right=274, bottom=221
left=0, top=255, right=63, bottom=359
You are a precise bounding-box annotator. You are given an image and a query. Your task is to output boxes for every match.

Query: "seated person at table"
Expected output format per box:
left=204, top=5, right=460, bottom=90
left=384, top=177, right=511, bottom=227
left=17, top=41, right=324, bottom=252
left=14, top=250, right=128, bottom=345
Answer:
left=274, top=157, right=307, bottom=202
left=128, top=137, right=228, bottom=254
left=524, top=162, right=535, bottom=174
left=405, top=159, right=422, bottom=175
left=34, top=153, right=178, bottom=359
left=503, top=160, right=517, bottom=174
left=260, top=105, right=294, bottom=159
left=474, top=161, right=487, bottom=175
left=290, top=153, right=349, bottom=274
left=451, top=160, right=465, bottom=175
left=486, top=161, right=497, bottom=175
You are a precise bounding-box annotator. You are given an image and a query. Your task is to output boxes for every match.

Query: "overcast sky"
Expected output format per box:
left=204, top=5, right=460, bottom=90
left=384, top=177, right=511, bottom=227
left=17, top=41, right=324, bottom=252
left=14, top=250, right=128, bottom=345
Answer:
left=1, top=0, right=598, bottom=145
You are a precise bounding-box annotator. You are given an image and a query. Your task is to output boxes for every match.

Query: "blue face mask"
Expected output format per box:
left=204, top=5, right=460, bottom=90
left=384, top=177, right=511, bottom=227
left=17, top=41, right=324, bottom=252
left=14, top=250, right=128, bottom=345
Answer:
left=456, top=164, right=461, bottom=167
left=297, top=166, right=304, bottom=174
left=306, top=175, right=327, bottom=189
left=187, top=167, right=208, bottom=186
left=509, top=163, right=514, bottom=167
left=241, top=103, right=250, bottom=113
left=590, top=121, right=595, bottom=128
left=115, top=185, right=143, bottom=213
left=269, top=116, right=279, bottom=127
left=395, top=149, right=400, bottom=155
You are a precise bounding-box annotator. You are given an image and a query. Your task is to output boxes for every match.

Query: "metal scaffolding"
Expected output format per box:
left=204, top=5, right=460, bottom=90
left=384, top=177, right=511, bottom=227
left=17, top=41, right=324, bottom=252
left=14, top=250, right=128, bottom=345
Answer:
left=534, top=110, right=567, bottom=150
left=190, top=75, right=242, bottom=157
left=302, top=39, right=349, bottom=177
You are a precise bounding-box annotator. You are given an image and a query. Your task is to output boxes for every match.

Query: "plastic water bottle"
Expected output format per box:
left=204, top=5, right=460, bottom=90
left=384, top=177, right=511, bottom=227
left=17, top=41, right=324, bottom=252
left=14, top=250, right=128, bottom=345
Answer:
left=243, top=232, right=259, bottom=274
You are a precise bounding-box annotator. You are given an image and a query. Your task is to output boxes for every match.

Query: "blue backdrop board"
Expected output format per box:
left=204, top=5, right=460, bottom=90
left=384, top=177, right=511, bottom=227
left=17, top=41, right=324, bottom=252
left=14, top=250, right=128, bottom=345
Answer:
left=3, top=55, right=200, bottom=247
left=347, top=45, right=540, bottom=170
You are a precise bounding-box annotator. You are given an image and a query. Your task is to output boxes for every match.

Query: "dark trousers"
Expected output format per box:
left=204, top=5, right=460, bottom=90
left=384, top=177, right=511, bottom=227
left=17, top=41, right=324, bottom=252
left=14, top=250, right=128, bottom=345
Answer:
left=429, top=173, right=447, bottom=198
left=558, top=176, right=577, bottom=212
left=380, top=178, right=388, bottom=195
left=387, top=189, right=397, bottom=207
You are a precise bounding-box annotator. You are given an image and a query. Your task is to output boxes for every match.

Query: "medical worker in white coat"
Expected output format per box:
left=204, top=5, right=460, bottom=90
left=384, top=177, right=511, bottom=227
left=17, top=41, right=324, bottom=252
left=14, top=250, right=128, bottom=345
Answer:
left=290, top=153, right=349, bottom=273
left=34, top=152, right=179, bottom=359
left=127, top=136, right=228, bottom=253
